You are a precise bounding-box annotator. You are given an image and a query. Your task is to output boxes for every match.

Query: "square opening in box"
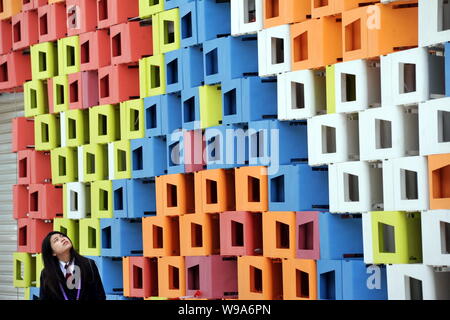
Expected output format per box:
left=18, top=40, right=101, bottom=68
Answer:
left=188, top=265, right=200, bottom=291
left=343, top=173, right=359, bottom=202
left=132, top=146, right=143, bottom=171
left=206, top=179, right=218, bottom=204
left=99, top=188, right=109, bottom=211
left=167, top=59, right=178, bottom=85
left=251, top=130, right=265, bottom=158
left=0, top=1, right=3, bottom=14
left=266, top=0, right=279, bottom=19
left=133, top=265, right=143, bottom=289
left=60, top=226, right=68, bottom=236
left=130, top=108, right=140, bottom=132
left=432, top=165, right=450, bottom=199
left=181, top=12, right=192, bottom=39
left=98, top=114, right=107, bottom=136
left=378, top=222, right=396, bottom=253
left=15, top=260, right=24, bottom=281
left=13, top=21, right=21, bottom=44
left=400, top=169, right=418, bottom=200
left=168, top=141, right=181, bottom=167
left=271, top=37, right=284, bottom=65
left=244, top=0, right=257, bottom=24
left=191, top=223, right=203, bottom=248
left=19, top=157, right=28, bottom=178
left=169, top=265, right=180, bottom=290
left=98, top=0, right=108, bottom=21
left=146, top=104, right=157, bottom=130
left=341, top=73, right=356, bottom=102
left=231, top=220, right=244, bottom=247
left=375, top=119, right=392, bottom=149
left=345, top=19, right=361, bottom=52
left=438, top=0, right=450, bottom=31
left=38, top=52, right=47, bottom=72
left=150, top=65, right=161, bottom=89
left=399, top=63, right=416, bottom=94
left=167, top=183, right=178, bottom=207
left=183, top=97, right=196, bottom=123
left=276, top=221, right=290, bottom=249
left=100, top=75, right=110, bottom=98
left=41, top=122, right=49, bottom=143
left=294, top=32, right=308, bottom=62
left=19, top=225, right=27, bottom=246
left=224, top=89, right=237, bottom=116
left=88, top=226, right=97, bottom=248
left=249, top=266, right=263, bottom=293
left=248, top=176, right=261, bottom=203
left=298, top=221, right=314, bottom=250
left=30, top=89, right=37, bottom=109
left=112, top=33, right=122, bottom=58
left=58, top=155, right=67, bottom=176
left=102, top=226, right=112, bottom=249
left=438, top=110, right=450, bottom=143
left=441, top=221, right=450, bottom=254
left=70, top=190, right=78, bottom=211
left=81, top=40, right=90, bottom=64
left=314, top=0, right=329, bottom=8
left=291, top=82, right=305, bottom=110
left=66, top=46, right=76, bottom=67
left=320, top=271, right=335, bottom=300
left=407, top=276, right=423, bottom=300
left=296, top=270, right=310, bottom=299
left=69, top=81, right=79, bottom=104
left=114, top=187, right=124, bottom=211
left=117, top=149, right=127, bottom=172
left=39, top=13, right=48, bottom=36
left=0, top=62, right=8, bottom=83
left=68, top=118, right=77, bottom=140
left=321, top=125, right=336, bottom=154
left=56, top=84, right=65, bottom=105
left=270, top=175, right=285, bottom=203
left=211, top=213, right=221, bottom=254
left=205, top=48, right=218, bottom=76
left=207, top=135, right=221, bottom=162
left=153, top=225, right=163, bottom=249
left=30, top=191, right=39, bottom=212
left=86, top=152, right=96, bottom=174
left=164, top=20, right=175, bottom=45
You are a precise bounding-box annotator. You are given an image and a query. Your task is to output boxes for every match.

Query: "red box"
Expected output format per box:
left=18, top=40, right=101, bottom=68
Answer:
left=17, top=218, right=53, bottom=253
left=123, top=256, right=158, bottom=298
left=97, top=0, right=139, bottom=30
left=22, top=0, right=48, bottom=12
left=17, top=149, right=52, bottom=185
left=110, top=21, right=153, bottom=65
left=12, top=10, right=39, bottom=51
left=79, top=29, right=110, bottom=72
left=38, top=3, right=67, bottom=43
left=68, top=71, right=99, bottom=110
left=67, top=0, right=98, bottom=36
left=0, top=51, right=32, bottom=91
left=184, top=129, right=205, bottom=173
left=28, top=184, right=63, bottom=220
left=13, top=184, right=29, bottom=220
left=12, top=117, right=35, bottom=153
left=0, top=19, right=12, bottom=55
left=296, top=211, right=320, bottom=260
left=98, top=64, right=140, bottom=105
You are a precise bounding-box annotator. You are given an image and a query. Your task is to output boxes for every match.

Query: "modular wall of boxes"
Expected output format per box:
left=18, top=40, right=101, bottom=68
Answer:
left=5, top=0, right=450, bottom=300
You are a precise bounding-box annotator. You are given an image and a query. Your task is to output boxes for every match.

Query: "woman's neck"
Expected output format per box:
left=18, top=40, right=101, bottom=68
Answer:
left=57, top=251, right=72, bottom=264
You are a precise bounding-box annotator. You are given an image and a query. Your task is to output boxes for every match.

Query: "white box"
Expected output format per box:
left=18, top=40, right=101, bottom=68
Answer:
left=383, top=156, right=429, bottom=212
left=277, top=69, right=326, bottom=120
left=77, top=145, right=84, bottom=182
left=60, top=112, right=67, bottom=148
left=257, top=24, right=291, bottom=77
left=422, top=210, right=450, bottom=267
left=65, top=182, right=91, bottom=220
left=419, top=0, right=450, bottom=47
left=419, top=97, right=450, bottom=156
left=359, top=105, right=419, bottom=161
left=231, top=0, right=263, bottom=36
left=387, top=264, right=450, bottom=300
left=307, top=113, right=359, bottom=166
left=329, top=161, right=384, bottom=213
left=362, top=212, right=374, bottom=264
left=381, top=47, right=445, bottom=107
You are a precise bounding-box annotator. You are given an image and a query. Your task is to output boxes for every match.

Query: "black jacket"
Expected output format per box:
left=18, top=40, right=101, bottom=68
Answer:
left=39, top=257, right=106, bottom=301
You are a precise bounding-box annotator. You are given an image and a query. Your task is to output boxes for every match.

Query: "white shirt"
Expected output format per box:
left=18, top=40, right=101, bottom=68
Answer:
left=59, top=259, right=75, bottom=278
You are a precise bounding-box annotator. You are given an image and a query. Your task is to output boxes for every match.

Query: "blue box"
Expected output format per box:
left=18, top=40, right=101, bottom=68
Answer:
left=203, top=36, right=258, bottom=85
left=248, top=120, right=308, bottom=167
left=165, top=0, right=187, bottom=10
left=317, top=259, right=343, bottom=300
left=319, top=212, right=363, bottom=260
left=221, top=77, right=277, bottom=125
left=182, top=46, right=204, bottom=89
left=166, top=130, right=186, bottom=174
left=144, top=94, right=182, bottom=138
left=180, top=0, right=198, bottom=47
left=197, top=0, right=231, bottom=43
left=100, top=218, right=143, bottom=257
left=204, top=123, right=248, bottom=169
left=113, top=180, right=128, bottom=218
left=446, top=42, right=450, bottom=97
left=89, top=256, right=124, bottom=295
left=181, top=86, right=201, bottom=130
left=29, top=287, right=40, bottom=300
left=342, top=260, right=387, bottom=300
left=269, top=164, right=329, bottom=211
left=127, top=179, right=157, bottom=218
left=165, top=49, right=183, bottom=93
left=131, top=137, right=167, bottom=179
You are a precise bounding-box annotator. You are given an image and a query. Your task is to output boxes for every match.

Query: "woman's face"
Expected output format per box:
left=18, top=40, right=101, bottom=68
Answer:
left=50, top=233, right=72, bottom=256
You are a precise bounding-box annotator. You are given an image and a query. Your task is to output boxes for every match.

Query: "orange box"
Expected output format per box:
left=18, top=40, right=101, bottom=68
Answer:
left=237, top=256, right=283, bottom=300
left=235, top=166, right=268, bottom=212
left=142, top=216, right=180, bottom=257
left=194, top=169, right=235, bottom=214
left=158, top=256, right=186, bottom=299
left=263, top=211, right=297, bottom=259
left=291, top=16, right=342, bottom=71
left=263, top=0, right=311, bottom=29
left=156, top=173, right=196, bottom=216
left=179, top=213, right=220, bottom=256
left=0, top=0, right=22, bottom=20
left=342, top=3, right=418, bottom=62
left=428, top=153, right=450, bottom=210
left=311, top=0, right=374, bottom=19
left=282, top=258, right=317, bottom=300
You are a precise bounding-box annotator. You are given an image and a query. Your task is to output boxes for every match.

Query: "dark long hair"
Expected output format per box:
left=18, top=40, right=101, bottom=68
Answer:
left=41, top=231, right=91, bottom=297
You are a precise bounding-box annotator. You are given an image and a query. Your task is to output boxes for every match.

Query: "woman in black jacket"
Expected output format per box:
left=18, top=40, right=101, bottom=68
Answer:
left=39, top=231, right=106, bottom=301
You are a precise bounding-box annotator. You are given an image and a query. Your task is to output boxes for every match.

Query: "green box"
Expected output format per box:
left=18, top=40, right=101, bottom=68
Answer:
left=91, top=180, right=113, bottom=219
left=65, top=109, right=90, bottom=147
left=79, top=218, right=101, bottom=256
left=24, top=80, right=48, bottom=117
left=35, top=253, right=44, bottom=288
left=157, top=9, right=180, bottom=54
left=326, top=65, right=336, bottom=114
left=139, top=54, right=166, bottom=98
left=82, top=144, right=109, bottom=182
left=57, top=36, right=80, bottom=76
left=151, top=13, right=161, bottom=56
left=52, top=75, right=69, bottom=113
left=200, top=84, right=222, bottom=129
left=139, top=0, right=164, bottom=19
left=89, top=104, right=121, bottom=144
left=53, top=218, right=80, bottom=251
left=371, top=211, right=422, bottom=264
left=112, top=140, right=131, bottom=180
left=50, top=147, right=78, bottom=185
left=34, top=113, right=61, bottom=151
left=30, top=41, right=58, bottom=80
left=120, top=99, right=145, bottom=140
left=13, top=252, right=36, bottom=288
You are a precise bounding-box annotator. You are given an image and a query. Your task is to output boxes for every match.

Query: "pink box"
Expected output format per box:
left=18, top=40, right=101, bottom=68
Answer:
left=28, top=184, right=63, bottom=220
left=295, top=211, right=320, bottom=260
left=17, top=218, right=53, bottom=253
left=98, top=64, right=140, bottom=105
left=38, top=2, right=67, bottom=43
left=12, top=117, right=35, bottom=153
left=184, top=129, right=205, bottom=173
left=68, top=71, right=99, bottom=109
left=22, top=0, right=48, bottom=12
left=0, top=51, right=32, bottom=91
left=17, top=149, right=52, bottom=185
left=79, top=29, right=110, bottom=71
left=13, top=184, right=29, bottom=220
left=67, top=0, right=98, bottom=36
left=97, top=0, right=139, bottom=30
left=12, top=9, right=39, bottom=51
left=0, top=19, right=12, bottom=55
